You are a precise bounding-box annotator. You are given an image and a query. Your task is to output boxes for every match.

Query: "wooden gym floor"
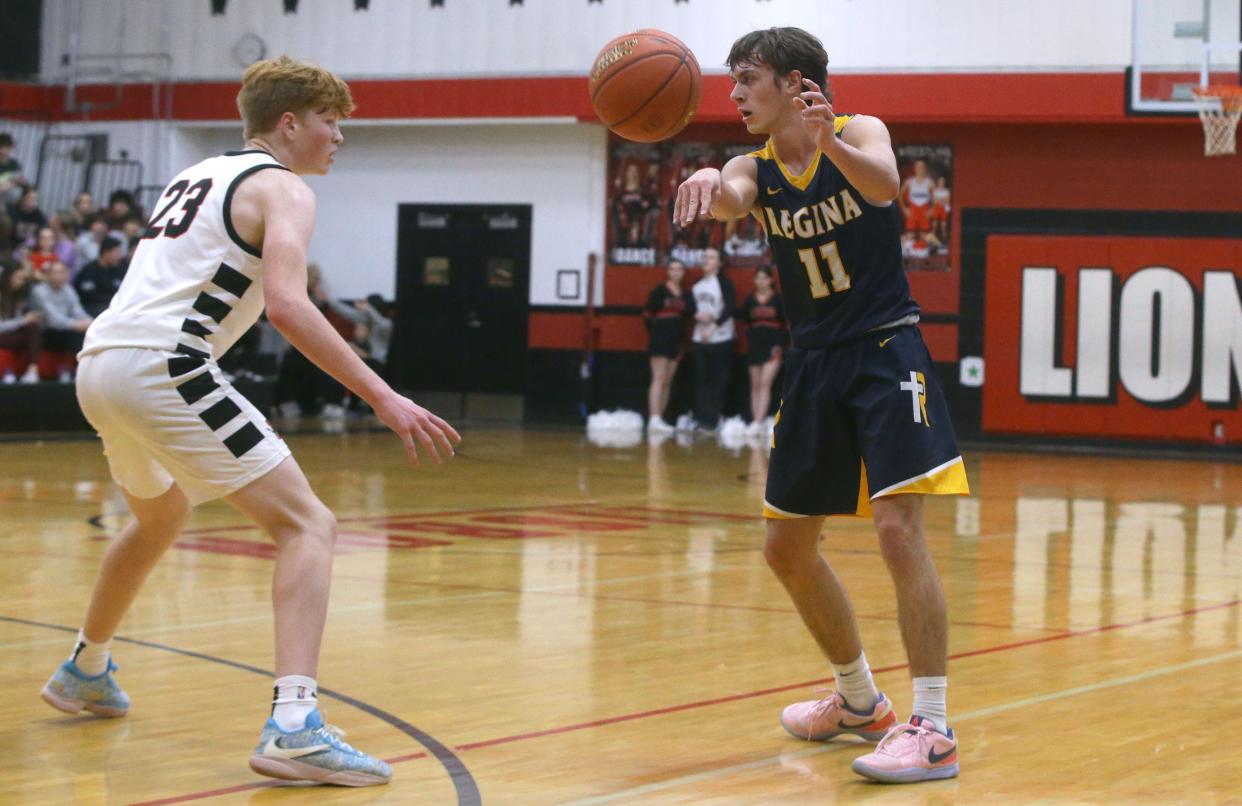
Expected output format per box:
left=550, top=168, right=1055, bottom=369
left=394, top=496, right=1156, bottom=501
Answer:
left=1, top=423, right=1239, bottom=804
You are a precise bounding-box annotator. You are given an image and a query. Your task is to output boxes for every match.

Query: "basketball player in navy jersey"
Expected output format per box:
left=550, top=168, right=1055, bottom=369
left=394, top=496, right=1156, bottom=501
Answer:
left=39, top=56, right=459, bottom=786
left=675, top=27, right=969, bottom=784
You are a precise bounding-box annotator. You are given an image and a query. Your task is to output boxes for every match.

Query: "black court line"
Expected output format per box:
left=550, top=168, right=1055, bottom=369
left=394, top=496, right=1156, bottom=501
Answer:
left=1, top=615, right=480, bottom=805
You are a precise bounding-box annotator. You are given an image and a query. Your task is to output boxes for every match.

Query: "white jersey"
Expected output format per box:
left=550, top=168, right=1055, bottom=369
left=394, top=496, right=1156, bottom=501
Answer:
left=80, top=150, right=290, bottom=360
left=906, top=175, right=933, bottom=206
left=692, top=273, right=735, bottom=344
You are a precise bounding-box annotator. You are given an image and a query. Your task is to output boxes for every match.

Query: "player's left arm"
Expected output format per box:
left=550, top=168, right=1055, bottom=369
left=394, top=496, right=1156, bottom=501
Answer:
left=798, top=78, right=899, bottom=205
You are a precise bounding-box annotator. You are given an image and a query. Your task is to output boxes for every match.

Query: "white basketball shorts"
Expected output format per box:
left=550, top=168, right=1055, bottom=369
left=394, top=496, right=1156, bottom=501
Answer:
left=76, top=347, right=290, bottom=506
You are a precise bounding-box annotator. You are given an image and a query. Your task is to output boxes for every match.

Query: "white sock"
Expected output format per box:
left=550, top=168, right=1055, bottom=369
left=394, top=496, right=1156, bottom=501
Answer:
left=833, top=652, right=880, bottom=711
left=912, top=676, right=948, bottom=732
left=271, top=675, right=318, bottom=731
left=70, top=629, right=111, bottom=677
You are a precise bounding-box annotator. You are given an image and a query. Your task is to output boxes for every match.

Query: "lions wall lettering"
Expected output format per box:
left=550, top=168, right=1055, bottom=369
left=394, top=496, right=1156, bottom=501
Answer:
left=982, top=235, right=1242, bottom=444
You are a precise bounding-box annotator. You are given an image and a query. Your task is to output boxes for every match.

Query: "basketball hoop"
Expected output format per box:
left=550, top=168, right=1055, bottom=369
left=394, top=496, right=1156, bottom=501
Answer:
left=1191, top=85, right=1242, bottom=157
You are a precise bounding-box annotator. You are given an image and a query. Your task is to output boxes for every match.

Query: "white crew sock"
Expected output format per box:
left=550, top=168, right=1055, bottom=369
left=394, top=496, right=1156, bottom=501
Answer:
left=69, top=629, right=111, bottom=676
left=912, top=676, right=948, bottom=732
left=832, top=652, right=880, bottom=711
left=271, top=675, right=318, bottom=731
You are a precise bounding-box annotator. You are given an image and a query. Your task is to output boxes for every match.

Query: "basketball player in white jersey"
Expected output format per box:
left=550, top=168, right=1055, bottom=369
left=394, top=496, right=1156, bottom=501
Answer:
left=898, top=159, right=933, bottom=241
left=38, top=56, right=459, bottom=787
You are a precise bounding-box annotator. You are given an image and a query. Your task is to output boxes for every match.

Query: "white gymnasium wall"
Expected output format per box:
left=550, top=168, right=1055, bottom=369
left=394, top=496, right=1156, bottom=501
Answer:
left=41, top=0, right=1139, bottom=80
left=169, top=121, right=608, bottom=303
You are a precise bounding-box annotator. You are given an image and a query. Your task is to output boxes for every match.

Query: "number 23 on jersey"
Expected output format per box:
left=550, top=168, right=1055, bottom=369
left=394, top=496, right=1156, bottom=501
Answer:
left=143, top=178, right=213, bottom=240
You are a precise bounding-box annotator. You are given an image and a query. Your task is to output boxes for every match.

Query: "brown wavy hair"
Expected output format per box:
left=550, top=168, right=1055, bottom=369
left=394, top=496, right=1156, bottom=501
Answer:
left=726, top=27, right=831, bottom=103
left=236, top=56, right=355, bottom=139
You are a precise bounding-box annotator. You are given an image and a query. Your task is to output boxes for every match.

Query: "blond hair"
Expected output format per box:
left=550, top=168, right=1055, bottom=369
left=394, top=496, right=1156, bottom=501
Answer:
left=236, top=56, right=355, bottom=139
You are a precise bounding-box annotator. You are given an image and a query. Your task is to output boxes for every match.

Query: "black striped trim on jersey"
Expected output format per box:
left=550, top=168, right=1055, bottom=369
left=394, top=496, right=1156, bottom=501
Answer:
left=223, top=422, right=265, bottom=458
left=211, top=263, right=252, bottom=298
left=176, top=371, right=219, bottom=405
left=199, top=397, right=243, bottom=431
left=223, top=162, right=292, bottom=258
left=163, top=339, right=267, bottom=458
left=192, top=292, right=233, bottom=324
left=181, top=318, right=212, bottom=338
left=168, top=354, right=205, bottom=378
left=176, top=262, right=254, bottom=346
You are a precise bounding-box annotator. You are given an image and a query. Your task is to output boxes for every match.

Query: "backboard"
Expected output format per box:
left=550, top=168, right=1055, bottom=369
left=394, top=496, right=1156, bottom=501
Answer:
left=1130, top=0, right=1241, bottom=114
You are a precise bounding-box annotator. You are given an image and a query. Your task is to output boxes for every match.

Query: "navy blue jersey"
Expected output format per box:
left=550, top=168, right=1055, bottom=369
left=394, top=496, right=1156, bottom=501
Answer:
left=748, top=116, right=918, bottom=349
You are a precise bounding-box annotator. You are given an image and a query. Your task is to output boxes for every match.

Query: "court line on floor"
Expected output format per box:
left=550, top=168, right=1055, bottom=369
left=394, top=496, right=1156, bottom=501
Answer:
left=0, top=616, right=479, bottom=806
left=453, top=595, right=1240, bottom=753
left=96, top=597, right=1241, bottom=805
left=560, top=647, right=1242, bottom=805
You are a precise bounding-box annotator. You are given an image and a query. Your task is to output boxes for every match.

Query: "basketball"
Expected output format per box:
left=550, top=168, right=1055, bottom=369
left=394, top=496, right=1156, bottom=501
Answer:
left=588, top=29, right=702, bottom=143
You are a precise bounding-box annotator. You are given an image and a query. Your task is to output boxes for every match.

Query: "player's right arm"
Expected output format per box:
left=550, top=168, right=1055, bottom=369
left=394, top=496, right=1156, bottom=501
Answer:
left=246, top=170, right=460, bottom=464
left=673, top=155, right=758, bottom=226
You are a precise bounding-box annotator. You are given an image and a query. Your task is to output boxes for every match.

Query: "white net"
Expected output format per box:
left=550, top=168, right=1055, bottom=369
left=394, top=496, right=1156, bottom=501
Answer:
left=1192, top=86, right=1242, bottom=157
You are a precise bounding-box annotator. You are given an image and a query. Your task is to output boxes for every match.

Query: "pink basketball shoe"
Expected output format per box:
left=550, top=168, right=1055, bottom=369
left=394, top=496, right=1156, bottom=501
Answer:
left=851, top=715, right=959, bottom=783
left=779, top=689, right=897, bottom=742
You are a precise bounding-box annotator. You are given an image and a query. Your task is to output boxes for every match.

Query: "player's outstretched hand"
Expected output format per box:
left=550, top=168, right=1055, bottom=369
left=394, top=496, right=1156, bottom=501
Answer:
left=798, top=78, right=835, bottom=147
left=374, top=392, right=461, bottom=466
left=674, top=168, right=722, bottom=227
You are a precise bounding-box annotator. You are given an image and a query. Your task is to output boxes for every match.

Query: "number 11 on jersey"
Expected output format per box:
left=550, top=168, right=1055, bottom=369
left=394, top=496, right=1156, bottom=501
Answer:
left=798, top=242, right=851, bottom=298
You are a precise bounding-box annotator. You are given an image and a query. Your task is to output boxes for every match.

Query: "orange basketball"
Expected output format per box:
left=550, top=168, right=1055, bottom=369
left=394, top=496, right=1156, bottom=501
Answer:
left=588, top=29, right=702, bottom=143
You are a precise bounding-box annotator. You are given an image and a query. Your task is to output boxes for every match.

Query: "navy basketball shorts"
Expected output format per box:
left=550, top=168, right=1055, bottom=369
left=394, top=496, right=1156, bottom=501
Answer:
left=763, top=325, right=969, bottom=519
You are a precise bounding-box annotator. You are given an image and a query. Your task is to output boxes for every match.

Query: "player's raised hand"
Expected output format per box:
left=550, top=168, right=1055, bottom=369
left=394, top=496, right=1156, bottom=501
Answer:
left=674, top=167, right=722, bottom=227
left=373, top=392, right=461, bottom=466
left=798, top=78, right=835, bottom=147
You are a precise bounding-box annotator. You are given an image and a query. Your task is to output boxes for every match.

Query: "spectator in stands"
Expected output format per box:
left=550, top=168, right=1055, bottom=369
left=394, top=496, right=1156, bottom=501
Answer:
left=362, top=295, right=393, bottom=370
left=29, top=260, right=92, bottom=375
left=8, top=186, right=47, bottom=250
left=0, top=262, right=42, bottom=383
left=274, top=263, right=349, bottom=417
left=73, top=236, right=126, bottom=316
left=0, top=209, right=12, bottom=262
left=119, top=213, right=146, bottom=256
left=20, top=226, right=61, bottom=279
left=643, top=258, right=693, bottom=433
left=48, top=214, right=79, bottom=272
left=739, top=265, right=787, bottom=434
left=65, top=191, right=97, bottom=235
left=0, top=133, right=28, bottom=204
left=103, top=189, right=137, bottom=230
left=74, top=215, right=109, bottom=266
left=689, top=247, right=737, bottom=434
left=324, top=292, right=393, bottom=374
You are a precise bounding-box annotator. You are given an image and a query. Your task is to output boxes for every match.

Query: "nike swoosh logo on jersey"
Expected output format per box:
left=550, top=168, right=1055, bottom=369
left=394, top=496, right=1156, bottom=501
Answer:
left=928, top=745, right=955, bottom=764
left=879, top=336, right=896, bottom=348
left=262, top=737, right=331, bottom=760
left=766, top=187, right=782, bottom=195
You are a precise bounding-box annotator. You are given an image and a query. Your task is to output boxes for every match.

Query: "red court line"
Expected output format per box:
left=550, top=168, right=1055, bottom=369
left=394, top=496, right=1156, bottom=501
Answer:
left=175, top=502, right=608, bottom=536
left=133, top=782, right=269, bottom=805
left=174, top=502, right=757, bottom=537
left=456, top=596, right=1240, bottom=752
left=136, top=597, right=1239, bottom=805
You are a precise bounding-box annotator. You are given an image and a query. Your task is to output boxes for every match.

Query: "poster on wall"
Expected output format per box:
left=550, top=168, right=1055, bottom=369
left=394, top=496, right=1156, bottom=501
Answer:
left=895, top=143, right=953, bottom=272
left=608, top=141, right=663, bottom=266
left=663, top=141, right=723, bottom=267
left=718, top=143, right=770, bottom=269
left=607, top=139, right=774, bottom=269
